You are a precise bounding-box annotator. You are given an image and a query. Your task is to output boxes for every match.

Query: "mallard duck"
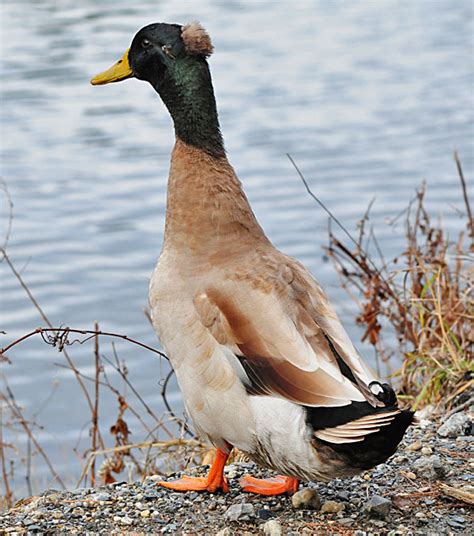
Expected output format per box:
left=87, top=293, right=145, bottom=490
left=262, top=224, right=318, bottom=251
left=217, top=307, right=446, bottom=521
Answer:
left=91, top=22, right=414, bottom=495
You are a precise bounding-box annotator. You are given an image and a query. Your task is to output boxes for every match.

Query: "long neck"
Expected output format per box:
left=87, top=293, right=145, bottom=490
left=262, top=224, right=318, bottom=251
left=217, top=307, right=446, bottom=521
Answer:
left=153, top=58, right=225, bottom=159
left=162, top=139, right=268, bottom=257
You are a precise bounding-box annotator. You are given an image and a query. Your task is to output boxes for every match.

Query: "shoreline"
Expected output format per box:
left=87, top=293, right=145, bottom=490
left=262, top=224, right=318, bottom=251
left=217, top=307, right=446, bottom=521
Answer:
left=1, top=407, right=472, bottom=535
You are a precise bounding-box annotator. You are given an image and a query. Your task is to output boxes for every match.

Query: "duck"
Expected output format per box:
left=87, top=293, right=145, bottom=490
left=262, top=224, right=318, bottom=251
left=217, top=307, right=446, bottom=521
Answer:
left=91, top=21, right=414, bottom=495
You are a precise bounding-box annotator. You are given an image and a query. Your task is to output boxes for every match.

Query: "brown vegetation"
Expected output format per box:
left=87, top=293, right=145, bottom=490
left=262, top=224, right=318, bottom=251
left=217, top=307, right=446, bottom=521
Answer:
left=326, top=153, right=473, bottom=410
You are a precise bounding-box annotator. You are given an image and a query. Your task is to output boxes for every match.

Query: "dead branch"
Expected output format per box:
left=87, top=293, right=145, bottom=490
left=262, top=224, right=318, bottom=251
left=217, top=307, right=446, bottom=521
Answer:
left=1, top=378, right=65, bottom=489
left=454, top=151, right=473, bottom=245
left=0, top=327, right=168, bottom=361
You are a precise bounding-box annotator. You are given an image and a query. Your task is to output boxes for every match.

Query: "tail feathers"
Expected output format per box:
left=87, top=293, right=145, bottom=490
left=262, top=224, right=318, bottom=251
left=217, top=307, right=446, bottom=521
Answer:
left=314, top=409, right=401, bottom=444
left=313, top=409, right=415, bottom=471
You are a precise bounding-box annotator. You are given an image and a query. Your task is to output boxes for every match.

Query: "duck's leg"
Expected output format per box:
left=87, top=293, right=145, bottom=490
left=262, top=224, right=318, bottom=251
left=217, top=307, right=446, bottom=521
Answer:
left=240, top=475, right=300, bottom=496
left=159, top=447, right=230, bottom=493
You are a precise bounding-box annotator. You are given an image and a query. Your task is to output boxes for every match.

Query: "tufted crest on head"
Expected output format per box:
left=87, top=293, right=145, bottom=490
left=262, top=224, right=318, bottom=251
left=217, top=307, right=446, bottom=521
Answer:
left=181, top=22, right=214, bottom=58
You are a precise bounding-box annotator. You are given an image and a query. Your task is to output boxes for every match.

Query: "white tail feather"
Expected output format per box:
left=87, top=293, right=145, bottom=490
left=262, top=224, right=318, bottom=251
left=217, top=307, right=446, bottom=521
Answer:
left=314, top=409, right=400, bottom=444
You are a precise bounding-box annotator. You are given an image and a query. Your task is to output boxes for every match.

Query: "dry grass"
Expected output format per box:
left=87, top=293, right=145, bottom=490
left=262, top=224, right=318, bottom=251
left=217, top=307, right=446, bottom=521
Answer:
left=327, top=154, right=473, bottom=410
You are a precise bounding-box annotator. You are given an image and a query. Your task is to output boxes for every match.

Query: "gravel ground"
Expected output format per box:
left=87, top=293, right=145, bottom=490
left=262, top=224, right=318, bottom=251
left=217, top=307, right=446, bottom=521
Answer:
left=1, top=407, right=472, bottom=535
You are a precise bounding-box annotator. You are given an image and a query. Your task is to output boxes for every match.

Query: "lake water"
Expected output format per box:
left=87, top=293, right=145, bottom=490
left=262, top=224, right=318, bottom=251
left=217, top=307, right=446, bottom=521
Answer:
left=1, top=0, right=473, bottom=495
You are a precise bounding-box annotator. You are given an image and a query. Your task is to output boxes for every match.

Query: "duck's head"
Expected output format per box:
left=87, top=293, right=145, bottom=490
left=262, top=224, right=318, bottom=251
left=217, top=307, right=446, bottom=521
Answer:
left=91, top=22, right=224, bottom=158
left=91, top=21, right=213, bottom=87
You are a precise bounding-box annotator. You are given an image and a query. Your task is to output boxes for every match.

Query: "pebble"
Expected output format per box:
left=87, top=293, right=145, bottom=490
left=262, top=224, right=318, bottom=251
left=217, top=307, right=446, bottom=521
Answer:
left=90, top=492, right=110, bottom=502
left=320, top=500, right=345, bottom=514
left=224, top=503, right=255, bottom=521
left=406, top=440, right=422, bottom=451
left=258, top=508, right=274, bottom=520
left=0, top=409, right=471, bottom=535
left=338, top=517, right=354, bottom=526
left=437, top=412, right=470, bottom=437
left=216, top=529, right=232, bottom=536
left=336, top=491, right=350, bottom=501
left=291, top=488, right=321, bottom=510
left=263, top=519, right=283, bottom=536
left=412, top=455, right=446, bottom=481
left=362, top=495, right=392, bottom=519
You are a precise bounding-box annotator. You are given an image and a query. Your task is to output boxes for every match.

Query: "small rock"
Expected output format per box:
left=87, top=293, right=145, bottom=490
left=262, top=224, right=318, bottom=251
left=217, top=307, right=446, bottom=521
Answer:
left=144, top=491, right=159, bottom=500
left=224, top=464, right=238, bottom=479
left=258, top=508, right=274, bottom=520
left=338, top=517, right=354, bottom=526
left=90, top=492, right=110, bottom=502
left=145, top=474, right=163, bottom=483
left=421, top=446, right=432, bottom=456
left=406, top=440, right=422, bottom=451
left=263, top=519, right=283, bottom=536
left=362, top=495, right=392, bottom=519
left=224, top=502, right=255, bottom=521
left=216, top=529, right=232, bottom=536
left=140, top=509, right=150, bottom=518
left=336, top=491, right=350, bottom=501
left=320, top=500, right=345, bottom=514
left=404, top=471, right=417, bottom=480
left=412, top=455, right=446, bottom=481
left=291, top=488, right=321, bottom=510
left=207, top=500, right=217, bottom=511
left=122, top=515, right=133, bottom=526
left=416, top=405, right=435, bottom=420
left=437, top=412, right=470, bottom=438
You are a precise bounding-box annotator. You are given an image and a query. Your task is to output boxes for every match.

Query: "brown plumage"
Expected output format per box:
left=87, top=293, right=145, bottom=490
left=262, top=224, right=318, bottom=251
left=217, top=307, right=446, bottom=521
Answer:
left=91, top=21, right=414, bottom=495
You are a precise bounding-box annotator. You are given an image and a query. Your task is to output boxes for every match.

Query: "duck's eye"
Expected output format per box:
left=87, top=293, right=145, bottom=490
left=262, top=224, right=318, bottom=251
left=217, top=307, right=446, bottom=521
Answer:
left=141, top=39, right=152, bottom=49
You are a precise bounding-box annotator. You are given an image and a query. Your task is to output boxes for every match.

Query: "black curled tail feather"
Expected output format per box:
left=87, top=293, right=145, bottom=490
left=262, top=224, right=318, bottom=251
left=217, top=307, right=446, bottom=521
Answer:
left=368, top=381, right=397, bottom=406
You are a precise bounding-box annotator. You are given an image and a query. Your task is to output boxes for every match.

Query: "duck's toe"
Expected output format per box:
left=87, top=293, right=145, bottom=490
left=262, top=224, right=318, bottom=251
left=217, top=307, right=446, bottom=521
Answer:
left=159, top=474, right=229, bottom=493
left=240, top=474, right=299, bottom=495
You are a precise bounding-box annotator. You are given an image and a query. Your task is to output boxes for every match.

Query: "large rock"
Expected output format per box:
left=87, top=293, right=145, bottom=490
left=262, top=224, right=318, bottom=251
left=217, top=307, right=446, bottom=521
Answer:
left=291, top=488, right=321, bottom=510
left=263, top=519, right=283, bottom=536
left=224, top=502, right=255, bottom=521
left=437, top=412, right=471, bottom=438
left=412, top=454, right=447, bottom=481
left=362, top=495, right=392, bottom=519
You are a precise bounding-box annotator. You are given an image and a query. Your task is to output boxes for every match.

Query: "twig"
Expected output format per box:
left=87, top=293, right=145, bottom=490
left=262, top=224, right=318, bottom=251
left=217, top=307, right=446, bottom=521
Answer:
left=0, top=404, right=13, bottom=509
left=91, top=322, right=100, bottom=487
left=26, top=436, right=32, bottom=497
left=0, top=249, right=97, bottom=416
left=100, top=353, right=171, bottom=434
left=77, top=438, right=204, bottom=488
left=288, top=154, right=406, bottom=309
left=55, top=361, right=172, bottom=439
left=0, top=327, right=168, bottom=361
left=0, top=179, right=13, bottom=255
left=454, top=151, right=473, bottom=243
left=160, top=368, right=194, bottom=438
left=1, top=379, right=65, bottom=489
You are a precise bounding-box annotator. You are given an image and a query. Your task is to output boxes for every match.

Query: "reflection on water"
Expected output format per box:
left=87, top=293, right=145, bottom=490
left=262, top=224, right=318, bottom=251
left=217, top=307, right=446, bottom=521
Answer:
left=1, top=0, right=473, bottom=491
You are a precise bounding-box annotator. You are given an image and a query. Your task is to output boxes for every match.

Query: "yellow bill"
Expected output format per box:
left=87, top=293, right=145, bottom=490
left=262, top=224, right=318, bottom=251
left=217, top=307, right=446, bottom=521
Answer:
left=90, top=48, right=133, bottom=86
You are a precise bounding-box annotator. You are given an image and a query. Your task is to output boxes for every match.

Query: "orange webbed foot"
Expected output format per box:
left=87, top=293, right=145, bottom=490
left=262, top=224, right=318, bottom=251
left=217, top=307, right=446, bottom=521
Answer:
left=240, top=474, right=300, bottom=496
left=159, top=446, right=230, bottom=494
left=159, top=474, right=229, bottom=493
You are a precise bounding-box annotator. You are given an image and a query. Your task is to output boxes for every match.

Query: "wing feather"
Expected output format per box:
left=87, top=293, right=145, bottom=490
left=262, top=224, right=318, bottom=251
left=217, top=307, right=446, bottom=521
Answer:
left=194, top=275, right=369, bottom=407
